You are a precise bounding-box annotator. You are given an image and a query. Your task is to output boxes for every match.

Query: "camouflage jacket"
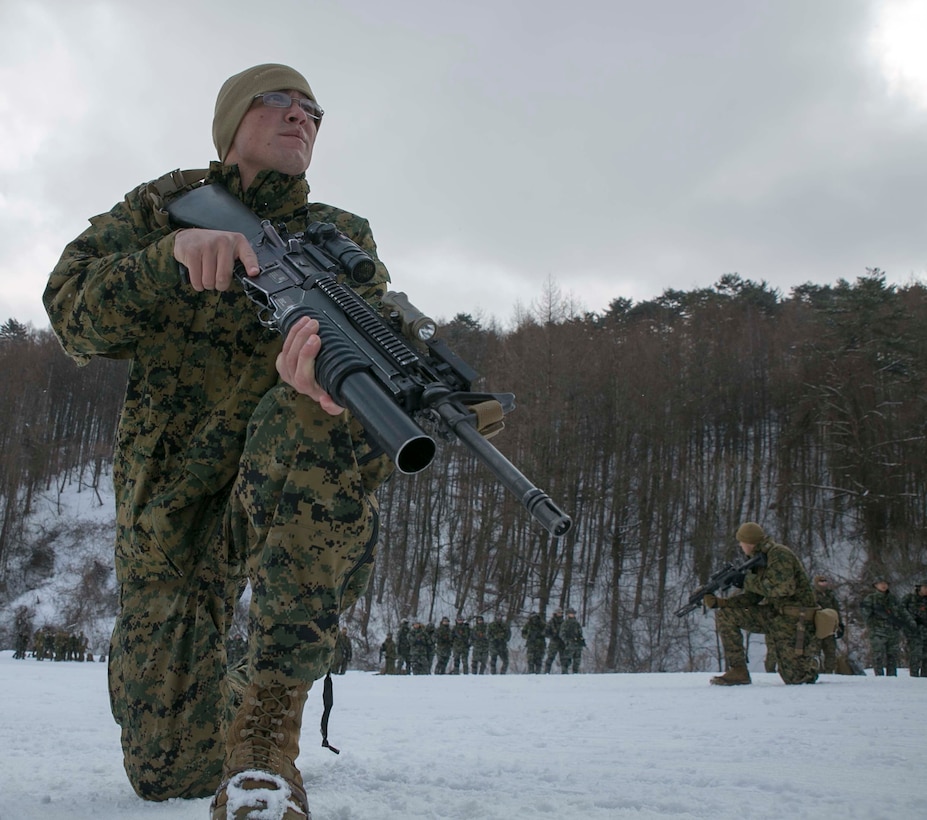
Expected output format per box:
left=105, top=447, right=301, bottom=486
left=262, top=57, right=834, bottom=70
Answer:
left=902, top=592, right=927, bottom=630
left=44, top=163, right=390, bottom=580
left=560, top=616, right=584, bottom=648
left=814, top=588, right=841, bottom=618
left=471, top=621, right=489, bottom=649
left=487, top=620, right=511, bottom=646
left=862, top=590, right=912, bottom=634
left=521, top=615, right=546, bottom=648
left=452, top=622, right=471, bottom=651
left=434, top=623, right=453, bottom=652
left=728, top=537, right=816, bottom=611
left=545, top=614, right=564, bottom=646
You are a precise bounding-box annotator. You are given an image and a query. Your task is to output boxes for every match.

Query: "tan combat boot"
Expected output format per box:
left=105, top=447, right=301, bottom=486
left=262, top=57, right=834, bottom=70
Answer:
left=211, top=682, right=310, bottom=820
left=710, top=666, right=752, bottom=686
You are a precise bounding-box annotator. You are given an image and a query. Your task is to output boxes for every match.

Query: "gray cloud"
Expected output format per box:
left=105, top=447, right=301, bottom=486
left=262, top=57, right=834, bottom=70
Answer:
left=1, top=0, right=924, bottom=329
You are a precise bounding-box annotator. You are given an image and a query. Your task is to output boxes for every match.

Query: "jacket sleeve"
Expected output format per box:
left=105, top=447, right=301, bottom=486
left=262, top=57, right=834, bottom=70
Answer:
left=43, top=188, right=180, bottom=364
left=743, top=546, right=805, bottom=601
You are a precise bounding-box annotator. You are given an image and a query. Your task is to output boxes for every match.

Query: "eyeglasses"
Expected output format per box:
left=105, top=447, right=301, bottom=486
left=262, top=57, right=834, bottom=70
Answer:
left=253, top=92, right=324, bottom=121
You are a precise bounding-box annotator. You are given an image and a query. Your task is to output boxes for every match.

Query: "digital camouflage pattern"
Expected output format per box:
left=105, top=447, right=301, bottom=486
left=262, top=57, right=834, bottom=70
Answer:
left=433, top=618, right=452, bottom=674
left=451, top=618, right=471, bottom=674
left=714, top=536, right=819, bottom=685
left=521, top=612, right=546, bottom=674
left=470, top=616, right=489, bottom=674
left=902, top=585, right=927, bottom=676
left=544, top=610, right=565, bottom=673
left=44, top=162, right=393, bottom=800
left=559, top=612, right=584, bottom=673
left=861, top=587, right=912, bottom=675
left=408, top=622, right=432, bottom=674
left=487, top=617, right=510, bottom=674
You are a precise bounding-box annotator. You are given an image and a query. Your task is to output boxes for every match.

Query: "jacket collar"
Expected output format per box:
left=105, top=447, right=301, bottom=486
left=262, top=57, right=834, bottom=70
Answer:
left=207, top=161, right=310, bottom=222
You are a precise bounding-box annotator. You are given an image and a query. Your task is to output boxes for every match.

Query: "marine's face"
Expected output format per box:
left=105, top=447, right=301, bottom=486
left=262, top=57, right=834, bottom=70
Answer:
left=225, top=89, right=318, bottom=187
left=875, top=581, right=889, bottom=593
left=738, top=540, right=756, bottom=556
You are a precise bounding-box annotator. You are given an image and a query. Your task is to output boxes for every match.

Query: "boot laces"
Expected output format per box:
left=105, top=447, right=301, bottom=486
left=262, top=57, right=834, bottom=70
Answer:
left=237, top=686, right=297, bottom=771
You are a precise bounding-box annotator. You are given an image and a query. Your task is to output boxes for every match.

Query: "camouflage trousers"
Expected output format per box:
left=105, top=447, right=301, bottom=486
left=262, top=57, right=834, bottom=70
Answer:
left=867, top=629, right=901, bottom=675
left=909, top=629, right=927, bottom=676
left=108, top=385, right=390, bottom=801
left=545, top=640, right=565, bottom=673
left=715, top=604, right=819, bottom=684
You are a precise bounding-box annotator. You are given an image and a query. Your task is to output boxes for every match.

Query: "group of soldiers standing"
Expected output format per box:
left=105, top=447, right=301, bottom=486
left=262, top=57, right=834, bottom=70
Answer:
left=763, top=575, right=927, bottom=677
left=14, top=625, right=95, bottom=663
left=378, top=608, right=586, bottom=675
left=520, top=607, right=586, bottom=674
left=861, top=577, right=927, bottom=676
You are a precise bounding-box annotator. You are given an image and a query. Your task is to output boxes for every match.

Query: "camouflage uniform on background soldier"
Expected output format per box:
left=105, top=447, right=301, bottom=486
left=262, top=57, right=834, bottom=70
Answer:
left=902, top=580, right=927, bottom=677
left=397, top=619, right=412, bottom=675
left=434, top=617, right=452, bottom=674
left=813, top=575, right=842, bottom=674
left=379, top=633, right=397, bottom=675
left=408, top=621, right=432, bottom=674
left=544, top=608, right=565, bottom=673
left=451, top=616, right=471, bottom=674
left=332, top=627, right=352, bottom=675
left=488, top=614, right=511, bottom=674
left=861, top=578, right=912, bottom=676
left=521, top=611, right=547, bottom=674
left=13, top=607, right=31, bottom=659
left=559, top=608, right=585, bottom=673
left=704, top=523, right=820, bottom=686
left=470, top=615, right=489, bottom=674
left=425, top=622, right=436, bottom=672
left=44, top=63, right=395, bottom=819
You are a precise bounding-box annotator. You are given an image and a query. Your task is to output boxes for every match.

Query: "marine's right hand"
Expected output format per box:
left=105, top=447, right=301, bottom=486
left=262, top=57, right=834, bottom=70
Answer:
left=173, top=228, right=260, bottom=291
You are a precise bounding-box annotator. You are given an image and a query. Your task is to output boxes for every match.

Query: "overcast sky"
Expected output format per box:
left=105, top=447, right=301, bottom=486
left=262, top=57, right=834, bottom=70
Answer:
left=2, top=0, right=927, bottom=329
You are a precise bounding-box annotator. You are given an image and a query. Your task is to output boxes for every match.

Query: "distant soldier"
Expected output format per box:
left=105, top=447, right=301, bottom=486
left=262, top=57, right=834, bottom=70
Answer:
left=521, top=611, right=546, bottom=674
left=396, top=619, right=412, bottom=674
left=559, top=608, right=586, bottom=673
left=813, top=575, right=843, bottom=674
left=434, top=617, right=453, bottom=674
left=409, top=621, right=432, bottom=674
left=902, top=580, right=927, bottom=677
left=33, top=628, right=46, bottom=661
left=380, top=632, right=397, bottom=675
left=332, top=627, right=352, bottom=674
left=451, top=616, right=471, bottom=674
left=470, top=615, right=489, bottom=674
left=77, top=632, right=89, bottom=662
left=13, top=607, right=31, bottom=660
left=861, top=578, right=913, bottom=676
left=544, top=608, right=565, bottom=673
left=425, top=622, right=437, bottom=672
left=488, top=614, right=511, bottom=674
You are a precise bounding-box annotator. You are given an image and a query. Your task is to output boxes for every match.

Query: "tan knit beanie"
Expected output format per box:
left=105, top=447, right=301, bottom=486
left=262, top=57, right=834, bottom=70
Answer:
left=735, top=522, right=766, bottom=545
left=212, top=63, right=317, bottom=161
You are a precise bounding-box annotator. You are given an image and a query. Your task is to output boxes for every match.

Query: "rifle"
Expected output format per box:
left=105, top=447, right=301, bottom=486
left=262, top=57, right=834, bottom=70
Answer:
left=674, top=552, right=766, bottom=617
left=877, top=607, right=911, bottom=633
left=166, top=183, right=572, bottom=538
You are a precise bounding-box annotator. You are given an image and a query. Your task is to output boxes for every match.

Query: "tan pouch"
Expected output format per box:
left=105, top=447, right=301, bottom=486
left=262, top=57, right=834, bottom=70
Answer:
left=814, top=607, right=839, bottom=639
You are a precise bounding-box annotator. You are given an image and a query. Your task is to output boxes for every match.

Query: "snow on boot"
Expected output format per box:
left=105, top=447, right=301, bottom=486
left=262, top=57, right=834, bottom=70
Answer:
left=710, top=666, right=752, bottom=686
left=211, top=683, right=310, bottom=820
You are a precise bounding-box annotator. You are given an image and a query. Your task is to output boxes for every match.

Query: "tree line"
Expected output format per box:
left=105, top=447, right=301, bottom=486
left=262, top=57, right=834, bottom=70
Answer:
left=2, top=269, right=926, bottom=671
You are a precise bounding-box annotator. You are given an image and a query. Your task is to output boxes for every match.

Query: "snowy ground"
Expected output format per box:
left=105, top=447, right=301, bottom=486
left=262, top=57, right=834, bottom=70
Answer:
left=0, top=652, right=923, bottom=820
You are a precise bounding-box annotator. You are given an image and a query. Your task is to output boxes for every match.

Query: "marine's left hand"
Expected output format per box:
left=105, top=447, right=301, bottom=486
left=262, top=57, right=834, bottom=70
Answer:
left=277, top=316, right=346, bottom=415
